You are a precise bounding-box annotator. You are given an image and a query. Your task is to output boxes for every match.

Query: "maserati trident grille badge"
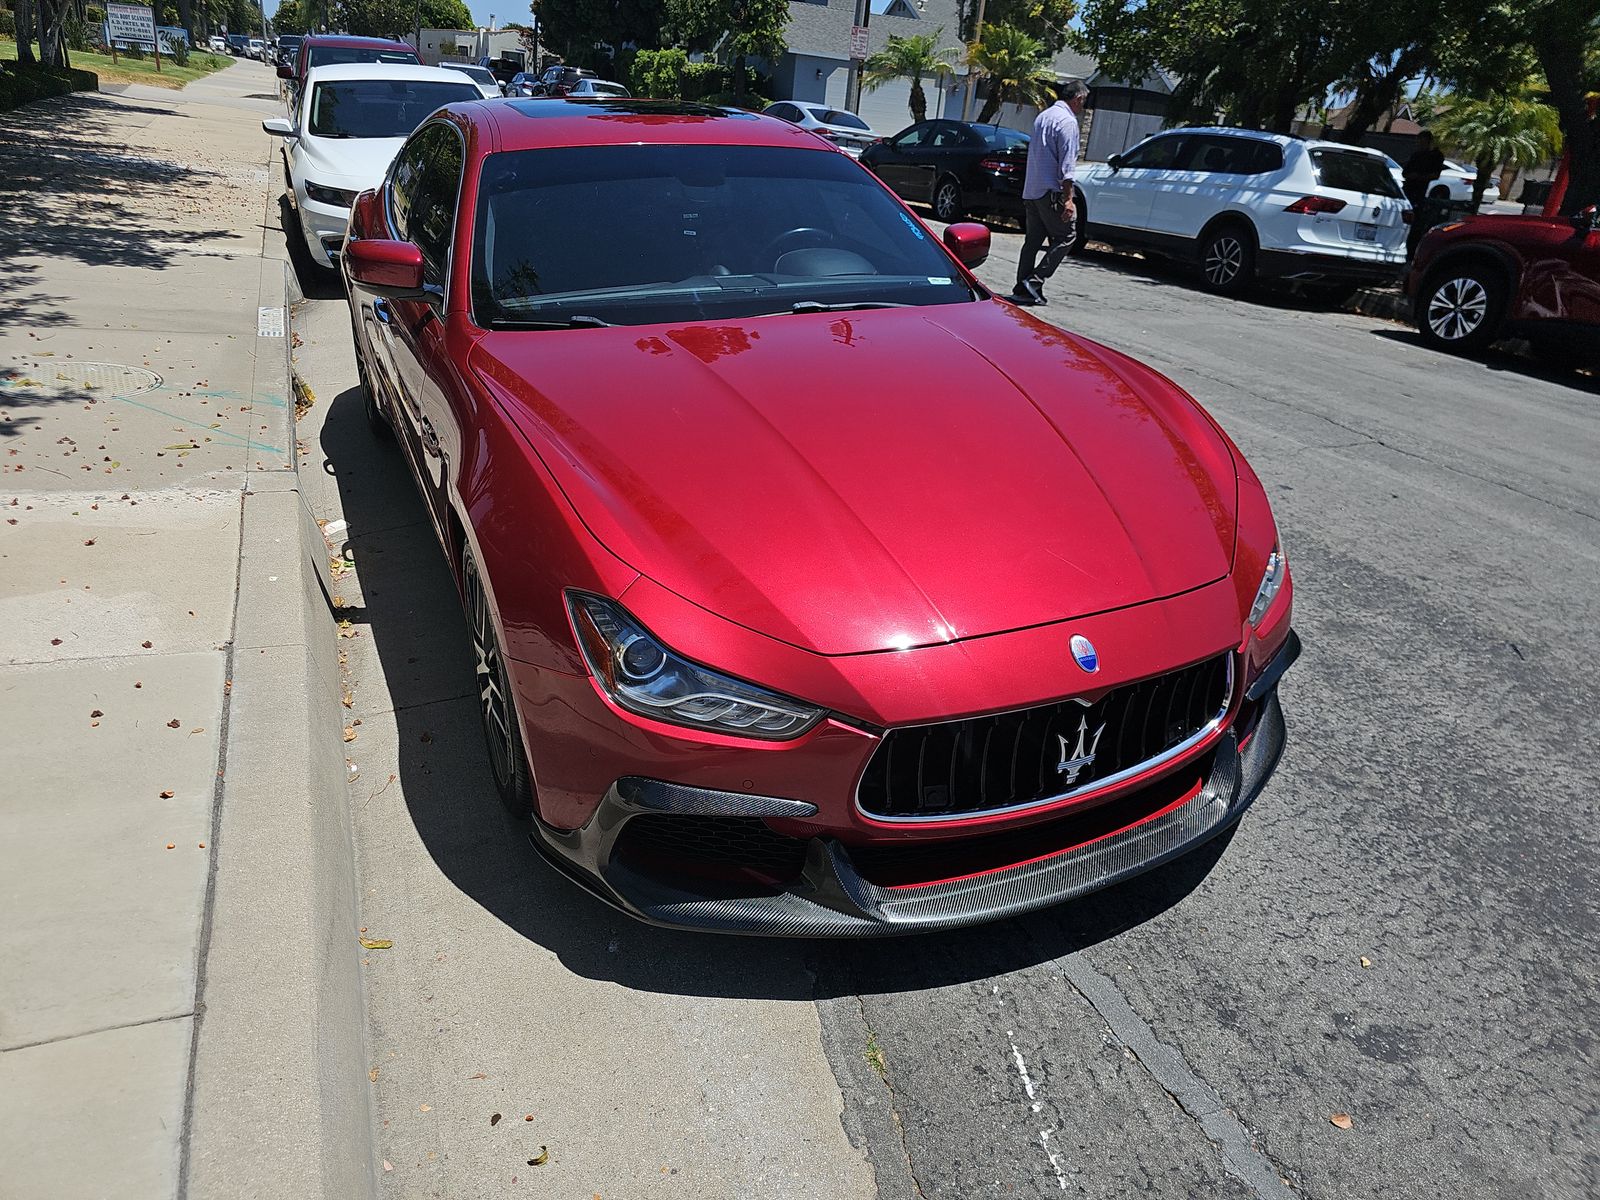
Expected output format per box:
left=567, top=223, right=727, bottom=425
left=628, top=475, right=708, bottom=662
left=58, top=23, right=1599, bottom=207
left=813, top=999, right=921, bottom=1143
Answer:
left=1057, top=715, right=1107, bottom=785
left=1070, top=634, right=1099, bottom=673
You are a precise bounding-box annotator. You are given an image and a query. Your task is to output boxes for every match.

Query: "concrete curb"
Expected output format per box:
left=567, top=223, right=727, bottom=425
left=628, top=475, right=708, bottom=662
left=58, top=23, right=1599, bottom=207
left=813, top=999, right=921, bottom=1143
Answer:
left=182, top=259, right=377, bottom=1200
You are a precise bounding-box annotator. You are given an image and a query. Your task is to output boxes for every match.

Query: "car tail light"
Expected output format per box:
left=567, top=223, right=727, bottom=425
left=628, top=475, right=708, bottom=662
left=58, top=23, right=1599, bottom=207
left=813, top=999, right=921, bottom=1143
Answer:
left=979, top=156, right=1021, bottom=173
left=1284, top=196, right=1346, bottom=214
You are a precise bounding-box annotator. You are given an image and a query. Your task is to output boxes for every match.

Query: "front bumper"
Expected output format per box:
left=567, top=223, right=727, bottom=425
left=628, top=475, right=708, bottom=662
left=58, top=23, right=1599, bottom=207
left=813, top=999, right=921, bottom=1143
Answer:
left=297, top=195, right=350, bottom=268
left=529, top=633, right=1298, bottom=936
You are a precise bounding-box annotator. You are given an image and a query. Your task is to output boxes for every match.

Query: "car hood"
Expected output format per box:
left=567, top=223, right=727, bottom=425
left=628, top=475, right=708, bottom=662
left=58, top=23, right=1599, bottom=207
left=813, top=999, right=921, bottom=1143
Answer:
left=473, top=301, right=1239, bottom=656
left=295, top=134, right=405, bottom=190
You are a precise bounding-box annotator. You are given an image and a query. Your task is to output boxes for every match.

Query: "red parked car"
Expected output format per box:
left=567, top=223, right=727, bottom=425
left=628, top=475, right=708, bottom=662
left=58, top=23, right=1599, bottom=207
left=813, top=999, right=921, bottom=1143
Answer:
left=1407, top=206, right=1600, bottom=360
left=340, top=98, right=1299, bottom=935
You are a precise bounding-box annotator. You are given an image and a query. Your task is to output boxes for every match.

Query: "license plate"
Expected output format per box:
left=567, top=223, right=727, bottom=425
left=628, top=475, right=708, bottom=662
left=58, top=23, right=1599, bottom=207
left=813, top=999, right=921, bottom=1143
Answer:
left=1356, top=224, right=1378, bottom=242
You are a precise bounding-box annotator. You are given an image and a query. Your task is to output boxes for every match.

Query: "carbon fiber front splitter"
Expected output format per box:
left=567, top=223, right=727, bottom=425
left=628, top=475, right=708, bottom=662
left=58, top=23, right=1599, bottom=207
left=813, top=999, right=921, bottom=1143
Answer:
left=529, top=685, right=1289, bottom=938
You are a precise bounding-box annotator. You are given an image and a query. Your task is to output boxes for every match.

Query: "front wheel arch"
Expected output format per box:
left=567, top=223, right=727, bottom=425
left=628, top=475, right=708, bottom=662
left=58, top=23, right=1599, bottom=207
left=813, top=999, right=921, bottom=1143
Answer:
left=1414, top=253, right=1513, bottom=354
left=1196, top=216, right=1258, bottom=294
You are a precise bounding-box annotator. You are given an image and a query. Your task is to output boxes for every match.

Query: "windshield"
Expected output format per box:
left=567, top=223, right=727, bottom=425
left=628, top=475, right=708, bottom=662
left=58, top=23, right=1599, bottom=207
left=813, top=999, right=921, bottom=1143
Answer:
left=981, top=126, right=1029, bottom=150
left=1310, top=148, right=1404, bottom=198
left=308, top=79, right=478, bottom=138
left=307, top=46, right=420, bottom=70
left=472, top=143, right=976, bottom=328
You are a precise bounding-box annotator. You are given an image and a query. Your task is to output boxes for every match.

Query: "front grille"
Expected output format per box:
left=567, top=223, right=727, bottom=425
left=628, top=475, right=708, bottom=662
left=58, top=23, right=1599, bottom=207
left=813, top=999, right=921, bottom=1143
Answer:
left=616, top=814, right=807, bottom=881
left=857, top=654, right=1232, bottom=821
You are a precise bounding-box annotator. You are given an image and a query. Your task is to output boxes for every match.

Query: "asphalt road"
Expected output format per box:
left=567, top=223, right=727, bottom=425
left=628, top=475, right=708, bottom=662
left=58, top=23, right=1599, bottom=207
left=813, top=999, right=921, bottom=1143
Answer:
left=287, top=200, right=1598, bottom=1199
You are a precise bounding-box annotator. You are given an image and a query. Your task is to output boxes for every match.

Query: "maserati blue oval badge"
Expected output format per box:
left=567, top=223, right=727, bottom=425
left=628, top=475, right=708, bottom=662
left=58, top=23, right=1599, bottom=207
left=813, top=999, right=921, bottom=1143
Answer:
left=1070, top=634, right=1099, bottom=673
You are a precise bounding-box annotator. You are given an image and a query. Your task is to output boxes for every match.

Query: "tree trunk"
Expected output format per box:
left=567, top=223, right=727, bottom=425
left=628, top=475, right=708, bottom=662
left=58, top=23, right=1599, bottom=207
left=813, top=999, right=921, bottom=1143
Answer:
left=1472, top=155, right=1494, bottom=208
left=910, top=75, right=925, bottom=124
left=176, top=0, right=195, bottom=44
left=1341, top=46, right=1424, bottom=142
left=732, top=53, right=746, bottom=102
left=976, top=84, right=1000, bottom=124
left=14, top=0, right=37, bottom=64
left=1534, top=32, right=1599, bottom=216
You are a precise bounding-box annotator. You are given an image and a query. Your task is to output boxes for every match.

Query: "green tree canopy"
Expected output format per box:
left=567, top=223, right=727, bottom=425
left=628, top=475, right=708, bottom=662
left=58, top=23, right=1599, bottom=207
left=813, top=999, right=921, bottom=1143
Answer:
left=664, top=0, right=787, bottom=100
left=335, top=0, right=472, bottom=37
left=531, top=0, right=665, bottom=71
left=1425, top=87, right=1564, bottom=205
left=966, top=23, right=1053, bottom=123
left=863, top=29, right=957, bottom=124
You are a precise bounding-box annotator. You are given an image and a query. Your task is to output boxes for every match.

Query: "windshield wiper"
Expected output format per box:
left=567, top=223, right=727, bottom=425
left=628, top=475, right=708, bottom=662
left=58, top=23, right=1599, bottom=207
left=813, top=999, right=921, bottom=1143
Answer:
left=488, top=314, right=615, bottom=330
left=789, top=300, right=912, bottom=313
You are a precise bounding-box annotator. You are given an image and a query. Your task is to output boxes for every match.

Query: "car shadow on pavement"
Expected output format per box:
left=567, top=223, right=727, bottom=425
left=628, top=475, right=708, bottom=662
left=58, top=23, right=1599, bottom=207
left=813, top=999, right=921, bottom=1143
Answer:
left=1366, top=327, right=1600, bottom=394
left=320, top=384, right=1237, bottom=1001
left=278, top=195, right=345, bottom=301
left=1071, top=244, right=1359, bottom=312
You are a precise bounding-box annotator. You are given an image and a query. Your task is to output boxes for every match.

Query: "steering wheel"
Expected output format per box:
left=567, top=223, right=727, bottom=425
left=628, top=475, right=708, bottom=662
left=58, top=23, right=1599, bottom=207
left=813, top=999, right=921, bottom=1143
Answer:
left=761, top=227, right=836, bottom=263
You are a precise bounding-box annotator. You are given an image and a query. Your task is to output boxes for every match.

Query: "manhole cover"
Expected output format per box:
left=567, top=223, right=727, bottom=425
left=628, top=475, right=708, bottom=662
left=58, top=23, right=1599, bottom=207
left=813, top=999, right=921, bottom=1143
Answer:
left=3, top=361, right=163, bottom=397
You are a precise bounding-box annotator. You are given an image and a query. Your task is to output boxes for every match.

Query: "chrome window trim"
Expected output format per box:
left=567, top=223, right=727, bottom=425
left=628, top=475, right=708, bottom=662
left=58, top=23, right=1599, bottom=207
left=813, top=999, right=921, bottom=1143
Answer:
left=384, top=116, right=468, bottom=310
left=853, top=654, right=1235, bottom=825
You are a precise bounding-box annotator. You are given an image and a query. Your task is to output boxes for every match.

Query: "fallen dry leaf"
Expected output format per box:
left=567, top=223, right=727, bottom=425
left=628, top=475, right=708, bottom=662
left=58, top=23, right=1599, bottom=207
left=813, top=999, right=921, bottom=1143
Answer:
left=370, top=1067, right=380, bottom=1082
left=1330, top=1113, right=1353, bottom=1130
left=358, top=936, right=393, bottom=949
left=159, top=790, right=174, bottom=799
left=90, top=709, right=103, bottom=718
left=529, top=1148, right=549, bottom=1166
left=490, top=1113, right=502, bottom=1126
left=343, top=727, right=357, bottom=743
left=141, top=640, right=152, bottom=648
left=523, top=1114, right=534, bottom=1122
left=382, top=1160, right=393, bottom=1173
left=167, top=718, right=181, bottom=729
left=469, top=1073, right=489, bottom=1080
left=166, top=843, right=176, bottom=850
left=419, top=1104, right=431, bottom=1113
left=1360, top=956, right=1372, bottom=968
left=50, top=638, right=62, bottom=646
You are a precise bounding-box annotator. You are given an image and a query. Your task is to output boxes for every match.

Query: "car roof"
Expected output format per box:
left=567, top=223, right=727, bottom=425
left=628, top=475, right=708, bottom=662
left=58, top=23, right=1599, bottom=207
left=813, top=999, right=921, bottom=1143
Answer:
left=302, top=34, right=417, bottom=50
left=478, top=98, right=837, bottom=152
left=304, top=63, right=485, bottom=85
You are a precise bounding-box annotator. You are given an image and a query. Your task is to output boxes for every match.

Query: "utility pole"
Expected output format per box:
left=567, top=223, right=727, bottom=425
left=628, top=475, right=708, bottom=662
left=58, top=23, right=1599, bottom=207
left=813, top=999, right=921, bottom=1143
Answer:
left=960, top=0, right=986, bottom=122
left=844, top=0, right=871, bottom=113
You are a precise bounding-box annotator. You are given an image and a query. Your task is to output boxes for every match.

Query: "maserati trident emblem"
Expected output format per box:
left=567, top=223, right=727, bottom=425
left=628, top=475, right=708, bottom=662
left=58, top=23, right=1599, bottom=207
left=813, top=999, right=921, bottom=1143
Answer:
left=1057, top=715, right=1107, bottom=785
left=1070, top=634, right=1099, bottom=673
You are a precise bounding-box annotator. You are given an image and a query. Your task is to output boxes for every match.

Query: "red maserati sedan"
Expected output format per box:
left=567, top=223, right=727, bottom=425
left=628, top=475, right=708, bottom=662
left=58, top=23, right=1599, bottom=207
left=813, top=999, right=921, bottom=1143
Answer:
left=340, top=98, right=1299, bottom=935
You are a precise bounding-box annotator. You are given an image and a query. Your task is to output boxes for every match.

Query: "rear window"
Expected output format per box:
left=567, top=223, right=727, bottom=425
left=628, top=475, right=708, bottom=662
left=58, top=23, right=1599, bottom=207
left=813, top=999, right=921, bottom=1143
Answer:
left=1310, top=148, right=1403, bottom=197
left=308, top=46, right=420, bottom=70
left=983, top=127, right=1029, bottom=150
left=819, top=109, right=870, bottom=130
left=591, top=82, right=631, bottom=96
left=447, top=64, right=495, bottom=83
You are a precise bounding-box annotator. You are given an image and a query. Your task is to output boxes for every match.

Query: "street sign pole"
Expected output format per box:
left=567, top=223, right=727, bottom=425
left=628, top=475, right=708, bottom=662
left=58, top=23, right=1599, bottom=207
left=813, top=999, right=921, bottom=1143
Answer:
left=844, top=0, right=870, bottom=113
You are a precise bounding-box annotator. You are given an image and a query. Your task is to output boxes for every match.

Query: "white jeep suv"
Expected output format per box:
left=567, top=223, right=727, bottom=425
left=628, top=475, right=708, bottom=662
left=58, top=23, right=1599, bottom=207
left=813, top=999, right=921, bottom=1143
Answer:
left=1074, top=127, right=1411, bottom=296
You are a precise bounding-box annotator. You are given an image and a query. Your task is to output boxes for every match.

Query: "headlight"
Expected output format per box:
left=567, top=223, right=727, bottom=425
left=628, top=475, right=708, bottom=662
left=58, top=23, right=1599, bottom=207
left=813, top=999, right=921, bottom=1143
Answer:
left=566, top=593, right=825, bottom=740
left=1247, top=546, right=1286, bottom=628
left=304, top=182, right=357, bottom=207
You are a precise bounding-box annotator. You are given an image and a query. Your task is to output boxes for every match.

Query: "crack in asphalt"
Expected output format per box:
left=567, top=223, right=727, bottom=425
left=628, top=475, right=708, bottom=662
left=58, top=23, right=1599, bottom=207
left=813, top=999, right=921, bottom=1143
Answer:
left=1060, top=957, right=1299, bottom=1200
left=856, top=994, right=929, bottom=1199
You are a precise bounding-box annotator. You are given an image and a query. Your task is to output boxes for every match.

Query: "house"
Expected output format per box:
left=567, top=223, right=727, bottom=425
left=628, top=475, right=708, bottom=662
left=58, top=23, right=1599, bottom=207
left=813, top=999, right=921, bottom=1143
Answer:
left=409, top=26, right=527, bottom=67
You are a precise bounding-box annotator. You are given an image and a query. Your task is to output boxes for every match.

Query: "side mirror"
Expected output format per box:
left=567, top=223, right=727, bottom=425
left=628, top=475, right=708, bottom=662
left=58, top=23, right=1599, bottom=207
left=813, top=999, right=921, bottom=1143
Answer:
left=262, top=117, right=295, bottom=137
left=276, top=63, right=293, bottom=79
left=943, top=221, right=990, bottom=268
left=1108, top=153, right=1123, bottom=173
left=1573, top=204, right=1600, bottom=232
left=345, top=238, right=429, bottom=300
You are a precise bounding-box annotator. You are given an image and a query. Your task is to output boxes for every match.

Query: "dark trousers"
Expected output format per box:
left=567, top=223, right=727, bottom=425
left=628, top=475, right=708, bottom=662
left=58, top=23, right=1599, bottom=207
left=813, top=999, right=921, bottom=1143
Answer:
left=1016, top=192, right=1076, bottom=290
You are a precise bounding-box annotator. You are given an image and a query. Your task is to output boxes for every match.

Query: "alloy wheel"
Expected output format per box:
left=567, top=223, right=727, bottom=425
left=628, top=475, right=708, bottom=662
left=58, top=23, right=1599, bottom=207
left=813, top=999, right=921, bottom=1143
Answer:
left=1426, top=276, right=1488, bottom=342
left=1204, top=236, right=1243, bottom=286
left=934, top=181, right=961, bottom=221
left=466, top=555, right=518, bottom=790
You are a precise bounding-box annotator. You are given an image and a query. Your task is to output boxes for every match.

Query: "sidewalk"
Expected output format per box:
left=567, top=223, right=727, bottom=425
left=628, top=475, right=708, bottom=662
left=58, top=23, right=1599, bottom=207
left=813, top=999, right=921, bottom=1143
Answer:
left=0, top=64, right=371, bottom=1198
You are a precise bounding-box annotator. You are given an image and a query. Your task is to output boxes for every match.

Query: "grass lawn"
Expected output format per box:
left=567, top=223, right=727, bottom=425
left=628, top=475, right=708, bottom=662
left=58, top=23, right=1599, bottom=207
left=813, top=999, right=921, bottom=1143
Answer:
left=1, top=35, right=234, bottom=88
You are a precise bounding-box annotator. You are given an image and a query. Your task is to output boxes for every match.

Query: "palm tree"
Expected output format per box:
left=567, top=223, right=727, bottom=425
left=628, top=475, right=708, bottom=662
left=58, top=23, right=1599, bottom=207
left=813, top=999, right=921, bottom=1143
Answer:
left=1430, top=90, right=1564, bottom=207
left=862, top=30, right=956, bottom=124
left=965, top=24, right=1054, bottom=125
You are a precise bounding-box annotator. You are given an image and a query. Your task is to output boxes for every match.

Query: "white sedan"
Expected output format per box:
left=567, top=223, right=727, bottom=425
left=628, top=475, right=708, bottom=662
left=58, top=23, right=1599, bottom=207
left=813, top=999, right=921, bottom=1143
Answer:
left=439, top=61, right=504, bottom=99
left=263, top=64, right=481, bottom=269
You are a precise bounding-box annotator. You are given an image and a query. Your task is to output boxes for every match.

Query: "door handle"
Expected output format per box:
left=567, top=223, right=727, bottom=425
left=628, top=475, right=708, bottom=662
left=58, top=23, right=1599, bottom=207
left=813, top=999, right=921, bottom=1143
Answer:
left=373, top=298, right=393, bottom=324
left=419, top=415, right=441, bottom=457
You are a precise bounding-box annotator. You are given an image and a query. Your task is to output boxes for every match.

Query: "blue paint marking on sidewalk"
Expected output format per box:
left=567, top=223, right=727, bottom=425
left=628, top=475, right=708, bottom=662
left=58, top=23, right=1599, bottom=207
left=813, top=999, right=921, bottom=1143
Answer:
left=110, top=391, right=286, bottom=455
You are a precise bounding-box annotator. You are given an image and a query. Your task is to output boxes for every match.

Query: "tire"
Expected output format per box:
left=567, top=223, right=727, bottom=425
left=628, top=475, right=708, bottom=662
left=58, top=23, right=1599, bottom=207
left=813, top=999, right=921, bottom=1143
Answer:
left=1068, top=190, right=1089, bottom=255
left=1414, top=263, right=1506, bottom=355
left=1428, top=184, right=1451, bottom=201
left=932, top=176, right=963, bottom=222
left=464, top=549, right=534, bottom=817
left=351, top=322, right=392, bottom=438
left=1198, top=223, right=1256, bottom=294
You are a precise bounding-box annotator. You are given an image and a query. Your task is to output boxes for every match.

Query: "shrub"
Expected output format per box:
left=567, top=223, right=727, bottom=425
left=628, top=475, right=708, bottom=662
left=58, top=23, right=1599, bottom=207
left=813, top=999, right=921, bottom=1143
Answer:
left=630, top=47, right=688, bottom=100
left=681, top=60, right=725, bottom=101
left=165, top=37, right=188, bottom=65
left=0, top=10, right=16, bottom=37
left=0, top=62, right=99, bottom=111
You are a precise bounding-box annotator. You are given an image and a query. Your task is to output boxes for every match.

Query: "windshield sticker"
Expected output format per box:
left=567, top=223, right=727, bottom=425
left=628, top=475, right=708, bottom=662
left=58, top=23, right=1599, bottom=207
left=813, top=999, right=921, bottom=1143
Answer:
left=898, top=212, right=926, bottom=240
left=927, top=276, right=954, bottom=285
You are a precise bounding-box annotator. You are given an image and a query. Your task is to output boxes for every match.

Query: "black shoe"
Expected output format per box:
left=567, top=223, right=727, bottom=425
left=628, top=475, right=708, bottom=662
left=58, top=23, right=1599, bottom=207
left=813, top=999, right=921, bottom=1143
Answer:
left=1020, top=279, right=1047, bottom=306
left=1006, top=290, right=1039, bottom=307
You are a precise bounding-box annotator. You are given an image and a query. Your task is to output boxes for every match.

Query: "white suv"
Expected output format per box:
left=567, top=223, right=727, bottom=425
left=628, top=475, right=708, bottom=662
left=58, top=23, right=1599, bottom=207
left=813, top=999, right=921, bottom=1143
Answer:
left=1074, top=128, right=1411, bottom=295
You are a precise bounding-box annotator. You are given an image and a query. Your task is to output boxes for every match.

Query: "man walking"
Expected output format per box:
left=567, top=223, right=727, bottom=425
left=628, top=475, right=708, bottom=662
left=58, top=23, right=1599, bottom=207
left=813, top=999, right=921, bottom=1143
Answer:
left=1011, top=79, right=1089, bottom=307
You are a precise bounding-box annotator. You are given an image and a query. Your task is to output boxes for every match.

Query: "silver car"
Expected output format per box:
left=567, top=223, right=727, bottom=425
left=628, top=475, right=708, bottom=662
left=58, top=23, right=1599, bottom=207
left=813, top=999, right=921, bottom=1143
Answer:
left=763, top=101, right=882, bottom=157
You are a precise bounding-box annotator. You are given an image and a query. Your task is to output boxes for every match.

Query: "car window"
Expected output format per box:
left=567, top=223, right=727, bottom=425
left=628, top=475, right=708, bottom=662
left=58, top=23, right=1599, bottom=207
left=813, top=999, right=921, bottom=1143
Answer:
left=1120, top=135, right=1182, bottom=170
left=307, top=45, right=420, bottom=70
left=1246, top=140, right=1285, bottom=174
left=767, top=104, right=797, bottom=122
left=891, top=124, right=931, bottom=149
left=1310, top=148, right=1404, bottom=198
left=308, top=79, right=478, bottom=139
left=471, top=143, right=977, bottom=328
left=1174, top=134, right=1258, bottom=175
left=590, top=82, right=630, bottom=96
left=821, top=109, right=870, bottom=131
left=392, top=124, right=464, bottom=280
left=931, top=123, right=979, bottom=148
left=982, top=126, right=1029, bottom=150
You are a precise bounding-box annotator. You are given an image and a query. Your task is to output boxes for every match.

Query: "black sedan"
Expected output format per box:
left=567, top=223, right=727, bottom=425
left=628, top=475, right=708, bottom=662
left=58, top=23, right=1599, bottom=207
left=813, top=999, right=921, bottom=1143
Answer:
left=860, top=120, right=1030, bottom=225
